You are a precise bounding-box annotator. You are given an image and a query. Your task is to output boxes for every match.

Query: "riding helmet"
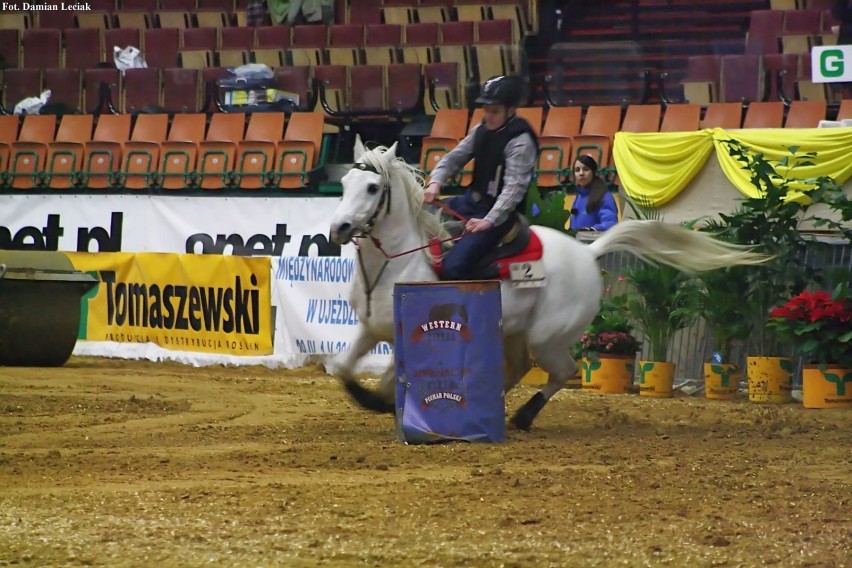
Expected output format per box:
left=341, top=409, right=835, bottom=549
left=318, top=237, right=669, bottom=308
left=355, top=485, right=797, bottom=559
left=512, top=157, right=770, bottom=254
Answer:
left=475, top=75, right=524, bottom=107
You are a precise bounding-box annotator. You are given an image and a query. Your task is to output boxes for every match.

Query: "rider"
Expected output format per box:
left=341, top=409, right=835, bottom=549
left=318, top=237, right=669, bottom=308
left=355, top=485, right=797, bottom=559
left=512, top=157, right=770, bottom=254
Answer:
left=423, top=75, right=539, bottom=280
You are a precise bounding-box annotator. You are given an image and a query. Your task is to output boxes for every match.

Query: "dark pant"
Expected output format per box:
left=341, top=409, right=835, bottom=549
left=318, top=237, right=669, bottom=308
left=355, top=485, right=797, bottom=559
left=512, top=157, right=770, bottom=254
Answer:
left=440, top=193, right=514, bottom=280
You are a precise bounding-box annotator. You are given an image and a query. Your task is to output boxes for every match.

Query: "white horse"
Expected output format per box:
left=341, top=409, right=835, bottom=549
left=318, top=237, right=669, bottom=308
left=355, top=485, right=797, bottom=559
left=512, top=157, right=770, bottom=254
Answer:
left=328, top=137, right=766, bottom=430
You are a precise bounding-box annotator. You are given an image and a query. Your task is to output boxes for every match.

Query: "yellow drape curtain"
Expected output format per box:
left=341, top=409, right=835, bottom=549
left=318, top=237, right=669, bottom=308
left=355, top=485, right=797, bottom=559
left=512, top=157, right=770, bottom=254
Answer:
left=613, top=128, right=852, bottom=207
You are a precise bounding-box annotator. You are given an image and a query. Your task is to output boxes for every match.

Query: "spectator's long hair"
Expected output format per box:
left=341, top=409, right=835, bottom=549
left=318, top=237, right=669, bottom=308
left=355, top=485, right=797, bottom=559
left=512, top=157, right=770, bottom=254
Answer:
left=576, top=155, right=609, bottom=213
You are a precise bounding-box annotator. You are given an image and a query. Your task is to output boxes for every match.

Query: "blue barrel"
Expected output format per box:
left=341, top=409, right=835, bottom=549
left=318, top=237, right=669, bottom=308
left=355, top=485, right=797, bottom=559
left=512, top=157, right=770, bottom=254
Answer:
left=393, top=281, right=505, bottom=444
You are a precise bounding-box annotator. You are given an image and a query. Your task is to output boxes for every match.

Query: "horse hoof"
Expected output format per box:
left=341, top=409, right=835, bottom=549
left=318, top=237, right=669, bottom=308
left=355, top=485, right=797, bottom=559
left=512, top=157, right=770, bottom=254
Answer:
left=342, top=379, right=395, bottom=414
left=510, top=392, right=548, bottom=431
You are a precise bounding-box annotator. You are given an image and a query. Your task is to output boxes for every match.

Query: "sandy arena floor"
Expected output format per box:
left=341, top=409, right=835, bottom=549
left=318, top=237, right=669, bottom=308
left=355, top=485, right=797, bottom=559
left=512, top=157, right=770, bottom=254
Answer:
left=0, top=357, right=849, bottom=567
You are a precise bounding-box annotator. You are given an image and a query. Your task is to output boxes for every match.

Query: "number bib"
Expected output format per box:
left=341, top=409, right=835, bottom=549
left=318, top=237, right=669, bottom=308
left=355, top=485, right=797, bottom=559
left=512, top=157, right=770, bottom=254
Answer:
left=509, top=261, right=546, bottom=288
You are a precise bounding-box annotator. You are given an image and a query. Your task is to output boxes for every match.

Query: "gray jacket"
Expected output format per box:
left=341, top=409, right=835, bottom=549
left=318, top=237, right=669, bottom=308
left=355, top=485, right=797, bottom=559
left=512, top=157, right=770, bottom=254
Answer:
left=429, top=123, right=537, bottom=227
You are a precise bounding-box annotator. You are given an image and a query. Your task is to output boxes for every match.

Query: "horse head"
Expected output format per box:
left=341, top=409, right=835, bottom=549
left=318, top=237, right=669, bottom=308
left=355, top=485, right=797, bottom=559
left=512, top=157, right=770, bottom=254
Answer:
left=330, top=135, right=398, bottom=245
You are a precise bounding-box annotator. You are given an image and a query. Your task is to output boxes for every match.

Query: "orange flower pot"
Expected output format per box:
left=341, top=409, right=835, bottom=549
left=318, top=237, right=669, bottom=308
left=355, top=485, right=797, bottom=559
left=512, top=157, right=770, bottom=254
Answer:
left=639, top=361, right=675, bottom=398
left=747, top=356, right=793, bottom=404
left=581, top=354, right=635, bottom=394
left=802, top=365, right=852, bottom=409
left=704, top=363, right=740, bottom=400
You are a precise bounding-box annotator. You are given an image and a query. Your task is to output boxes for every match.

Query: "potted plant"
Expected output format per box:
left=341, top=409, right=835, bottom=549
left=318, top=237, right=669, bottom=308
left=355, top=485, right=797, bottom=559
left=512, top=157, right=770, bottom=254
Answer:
left=620, top=262, right=703, bottom=398
left=579, top=295, right=642, bottom=394
left=695, top=264, right=753, bottom=400
left=711, top=142, right=832, bottom=403
left=769, top=285, right=852, bottom=409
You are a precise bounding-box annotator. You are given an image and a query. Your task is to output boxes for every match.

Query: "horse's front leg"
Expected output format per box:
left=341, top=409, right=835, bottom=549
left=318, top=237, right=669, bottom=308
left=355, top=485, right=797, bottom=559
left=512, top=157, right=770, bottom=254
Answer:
left=329, top=326, right=395, bottom=414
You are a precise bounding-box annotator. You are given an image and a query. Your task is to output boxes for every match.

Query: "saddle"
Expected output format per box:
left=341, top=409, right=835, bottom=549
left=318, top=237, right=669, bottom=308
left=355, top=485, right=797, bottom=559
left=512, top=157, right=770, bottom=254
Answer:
left=430, top=215, right=544, bottom=280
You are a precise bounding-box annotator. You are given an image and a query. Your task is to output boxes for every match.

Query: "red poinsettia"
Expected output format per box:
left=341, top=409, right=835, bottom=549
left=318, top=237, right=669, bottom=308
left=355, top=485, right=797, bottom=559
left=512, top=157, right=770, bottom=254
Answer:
left=769, top=287, right=852, bottom=368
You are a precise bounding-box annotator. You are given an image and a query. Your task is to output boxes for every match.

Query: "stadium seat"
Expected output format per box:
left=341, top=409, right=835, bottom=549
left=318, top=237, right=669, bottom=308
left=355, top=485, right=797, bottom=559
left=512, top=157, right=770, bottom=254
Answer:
left=0, top=29, right=20, bottom=69
left=197, top=113, right=247, bottom=189
left=273, top=66, right=312, bottom=110
left=330, top=24, right=364, bottom=46
left=43, top=68, right=83, bottom=113
left=424, top=62, right=461, bottom=112
left=837, top=99, right=852, bottom=121
left=784, top=9, right=822, bottom=33
left=217, top=49, right=249, bottom=67
left=490, top=3, right=529, bottom=42
left=477, top=19, right=513, bottom=44
left=163, top=68, right=201, bottom=113
left=0, top=12, right=30, bottom=31
left=440, top=21, right=475, bottom=45
left=220, top=26, right=255, bottom=50
left=293, top=25, right=328, bottom=48
left=156, top=11, right=191, bottom=29
left=659, top=104, right=701, bottom=132
left=64, top=28, right=104, bottom=69
left=120, top=113, right=169, bottom=189
left=387, top=63, right=422, bottom=113
left=236, top=112, right=286, bottom=189
left=179, top=50, right=215, bottom=69
left=413, top=5, right=448, bottom=24
left=123, top=68, right=161, bottom=113
left=83, top=68, right=120, bottom=114
left=45, top=114, right=95, bottom=189
left=764, top=53, right=799, bottom=102
left=701, top=102, right=743, bottom=129
left=104, top=28, right=142, bottom=56
left=401, top=23, right=438, bottom=66
left=75, top=11, right=112, bottom=30
left=784, top=100, right=826, bottom=128
left=681, top=55, right=722, bottom=105
left=83, top=113, right=132, bottom=189
left=347, top=0, right=382, bottom=25
left=742, top=101, right=785, bottom=128
left=114, top=11, right=151, bottom=30
left=0, top=115, right=19, bottom=175
left=275, top=112, right=324, bottom=189
left=183, top=27, right=219, bottom=51
left=199, top=0, right=235, bottom=10
left=382, top=6, right=411, bottom=26
left=365, top=23, right=401, bottom=46
left=455, top=4, right=487, bottom=24
left=314, top=64, right=346, bottom=113
left=419, top=108, right=468, bottom=182
left=7, top=115, right=57, bottom=190
left=22, top=29, right=62, bottom=69
left=347, top=65, right=386, bottom=113
left=536, top=106, right=582, bottom=188
left=2, top=69, right=42, bottom=115
left=158, top=113, right=208, bottom=190
left=570, top=105, right=622, bottom=168
left=621, top=104, right=662, bottom=132
left=144, top=28, right=181, bottom=68
left=37, top=10, right=76, bottom=29
left=721, top=54, right=764, bottom=103
left=196, top=11, right=230, bottom=28
left=746, top=10, right=783, bottom=54
left=516, top=107, right=543, bottom=136
left=252, top=49, right=285, bottom=67
left=255, top=25, right=291, bottom=48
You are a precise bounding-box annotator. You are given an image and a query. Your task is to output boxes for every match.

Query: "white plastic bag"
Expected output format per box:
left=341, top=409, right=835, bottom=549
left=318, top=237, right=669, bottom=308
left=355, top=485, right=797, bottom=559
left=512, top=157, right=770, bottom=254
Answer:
left=13, top=90, right=51, bottom=115
left=113, top=45, right=147, bottom=74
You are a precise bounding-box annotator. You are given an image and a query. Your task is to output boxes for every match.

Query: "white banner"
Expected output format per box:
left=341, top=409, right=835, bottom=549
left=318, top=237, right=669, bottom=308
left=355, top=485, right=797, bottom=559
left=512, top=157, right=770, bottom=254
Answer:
left=811, top=45, right=852, bottom=83
left=0, top=194, right=393, bottom=373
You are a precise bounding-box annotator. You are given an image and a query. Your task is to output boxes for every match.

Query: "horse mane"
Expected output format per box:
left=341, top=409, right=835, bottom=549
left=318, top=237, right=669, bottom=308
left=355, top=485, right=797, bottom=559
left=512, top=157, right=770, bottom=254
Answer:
left=358, top=145, right=450, bottom=261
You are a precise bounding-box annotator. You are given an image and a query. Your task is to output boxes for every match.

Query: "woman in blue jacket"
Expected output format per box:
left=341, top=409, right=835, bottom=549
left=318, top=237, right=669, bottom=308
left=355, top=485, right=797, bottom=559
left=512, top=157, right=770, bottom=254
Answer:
left=570, top=155, right=618, bottom=232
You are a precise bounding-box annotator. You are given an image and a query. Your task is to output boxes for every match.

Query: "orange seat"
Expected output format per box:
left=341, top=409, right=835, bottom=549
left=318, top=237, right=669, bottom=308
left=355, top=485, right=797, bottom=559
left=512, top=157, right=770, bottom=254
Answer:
left=743, top=101, right=785, bottom=129
left=8, top=115, right=57, bottom=189
left=621, top=104, right=661, bottom=133
left=236, top=113, right=286, bottom=190
left=84, top=114, right=132, bottom=189
left=420, top=108, right=469, bottom=183
left=784, top=100, right=826, bottom=128
left=536, top=106, right=581, bottom=188
left=515, top=107, right=543, bottom=137
left=197, top=113, right=247, bottom=190
left=660, top=104, right=701, bottom=132
left=45, top=115, right=94, bottom=189
left=569, top=105, right=622, bottom=169
left=159, top=114, right=209, bottom=190
left=120, top=114, right=169, bottom=190
left=701, top=102, right=743, bottom=129
left=837, top=99, right=852, bottom=121
left=0, top=115, right=19, bottom=178
left=275, top=112, right=324, bottom=189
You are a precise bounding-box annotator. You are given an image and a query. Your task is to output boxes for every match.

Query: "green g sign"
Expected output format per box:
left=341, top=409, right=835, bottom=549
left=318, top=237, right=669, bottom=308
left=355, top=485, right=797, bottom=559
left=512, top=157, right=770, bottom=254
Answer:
left=812, top=46, right=852, bottom=82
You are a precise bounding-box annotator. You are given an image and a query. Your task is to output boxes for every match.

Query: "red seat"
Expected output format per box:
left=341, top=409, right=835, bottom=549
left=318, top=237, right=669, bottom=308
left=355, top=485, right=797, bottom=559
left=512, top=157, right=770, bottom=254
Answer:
left=348, top=0, right=382, bottom=25
left=365, top=23, right=401, bottom=46
left=746, top=10, right=783, bottom=54
left=784, top=9, right=822, bottom=33
left=314, top=64, right=346, bottom=113
left=43, top=69, right=83, bottom=113
left=104, top=28, right=142, bottom=55
left=183, top=27, right=219, bottom=51
left=121, top=0, right=157, bottom=9
left=255, top=25, right=291, bottom=48
left=387, top=64, right=422, bottom=112
left=198, top=0, right=234, bottom=11
left=163, top=68, right=200, bottom=113
left=23, top=29, right=62, bottom=69
left=2, top=69, right=42, bottom=114
left=721, top=54, right=763, bottom=103
left=440, top=21, right=474, bottom=45
left=83, top=68, right=120, bottom=114
left=37, top=11, right=77, bottom=30
left=330, top=24, right=364, bottom=46
left=64, top=29, right=104, bottom=69
left=292, top=25, right=328, bottom=48
left=348, top=65, right=385, bottom=113
left=273, top=66, right=312, bottom=109
left=221, top=26, right=255, bottom=50
left=477, top=19, right=513, bottom=44
left=405, top=22, right=439, bottom=45
left=123, top=68, right=161, bottom=113
left=144, top=28, right=181, bottom=68
left=0, top=29, right=20, bottom=69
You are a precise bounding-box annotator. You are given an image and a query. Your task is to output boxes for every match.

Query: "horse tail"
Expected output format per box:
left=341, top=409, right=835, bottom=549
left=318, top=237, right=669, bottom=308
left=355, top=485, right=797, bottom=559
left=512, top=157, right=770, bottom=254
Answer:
left=586, top=220, right=769, bottom=272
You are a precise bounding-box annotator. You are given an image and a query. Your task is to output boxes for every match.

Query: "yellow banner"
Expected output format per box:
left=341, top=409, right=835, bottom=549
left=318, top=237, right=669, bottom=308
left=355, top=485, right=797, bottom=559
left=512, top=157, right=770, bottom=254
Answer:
left=68, top=252, right=273, bottom=356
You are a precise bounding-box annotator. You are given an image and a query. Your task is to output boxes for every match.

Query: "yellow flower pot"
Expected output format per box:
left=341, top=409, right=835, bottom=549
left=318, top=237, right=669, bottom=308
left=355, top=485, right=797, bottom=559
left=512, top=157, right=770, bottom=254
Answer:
left=704, top=363, right=740, bottom=400
left=639, top=361, right=675, bottom=398
left=581, top=354, right=634, bottom=394
left=747, top=356, right=793, bottom=404
left=802, top=365, right=852, bottom=409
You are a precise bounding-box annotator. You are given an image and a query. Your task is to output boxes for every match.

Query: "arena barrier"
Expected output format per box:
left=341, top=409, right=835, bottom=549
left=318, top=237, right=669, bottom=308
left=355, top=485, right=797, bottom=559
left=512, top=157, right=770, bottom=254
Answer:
left=394, top=281, right=505, bottom=444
